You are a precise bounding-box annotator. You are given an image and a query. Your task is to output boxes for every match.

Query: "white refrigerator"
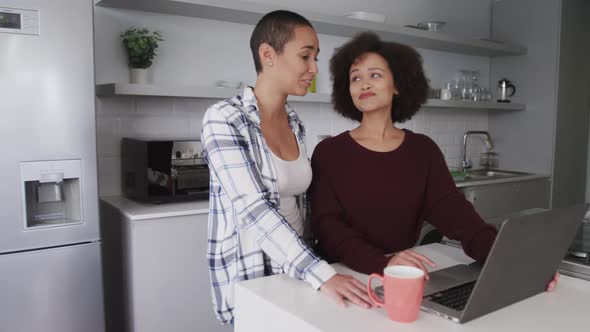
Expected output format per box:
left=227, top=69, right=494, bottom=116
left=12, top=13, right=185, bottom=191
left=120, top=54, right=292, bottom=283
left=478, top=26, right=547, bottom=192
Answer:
left=0, top=0, right=104, bottom=331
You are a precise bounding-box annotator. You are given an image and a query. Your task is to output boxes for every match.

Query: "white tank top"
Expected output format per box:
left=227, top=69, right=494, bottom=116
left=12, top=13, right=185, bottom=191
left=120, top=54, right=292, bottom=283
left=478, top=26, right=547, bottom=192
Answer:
left=269, top=139, right=312, bottom=237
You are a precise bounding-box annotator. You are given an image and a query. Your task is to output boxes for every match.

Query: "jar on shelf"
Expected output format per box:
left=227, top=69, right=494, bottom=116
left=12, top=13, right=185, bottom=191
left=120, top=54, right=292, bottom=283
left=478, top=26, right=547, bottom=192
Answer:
left=479, top=151, right=499, bottom=169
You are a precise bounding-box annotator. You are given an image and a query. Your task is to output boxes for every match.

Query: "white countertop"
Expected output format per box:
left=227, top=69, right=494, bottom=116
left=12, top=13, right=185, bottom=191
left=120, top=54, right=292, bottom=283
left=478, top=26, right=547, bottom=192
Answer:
left=100, top=195, right=209, bottom=220
left=234, top=243, right=590, bottom=332
left=98, top=175, right=549, bottom=220
left=454, top=173, right=550, bottom=188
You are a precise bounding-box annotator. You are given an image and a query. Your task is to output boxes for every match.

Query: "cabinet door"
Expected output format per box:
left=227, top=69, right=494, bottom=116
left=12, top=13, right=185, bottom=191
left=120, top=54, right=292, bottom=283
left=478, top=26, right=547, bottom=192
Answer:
left=462, top=179, right=551, bottom=220
left=0, top=243, right=104, bottom=332
left=131, top=214, right=230, bottom=332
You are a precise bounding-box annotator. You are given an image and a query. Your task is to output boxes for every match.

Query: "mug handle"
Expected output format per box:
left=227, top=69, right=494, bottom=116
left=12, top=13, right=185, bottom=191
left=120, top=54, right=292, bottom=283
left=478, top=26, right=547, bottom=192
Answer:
left=367, top=273, right=385, bottom=307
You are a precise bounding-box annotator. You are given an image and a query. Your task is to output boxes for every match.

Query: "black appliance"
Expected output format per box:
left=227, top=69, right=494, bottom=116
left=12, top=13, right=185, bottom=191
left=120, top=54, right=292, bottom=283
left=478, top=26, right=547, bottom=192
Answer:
left=122, top=138, right=209, bottom=203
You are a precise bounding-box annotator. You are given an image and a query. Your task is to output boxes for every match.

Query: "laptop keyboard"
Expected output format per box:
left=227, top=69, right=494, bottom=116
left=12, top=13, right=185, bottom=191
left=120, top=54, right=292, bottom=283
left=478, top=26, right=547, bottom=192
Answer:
left=425, top=280, right=476, bottom=311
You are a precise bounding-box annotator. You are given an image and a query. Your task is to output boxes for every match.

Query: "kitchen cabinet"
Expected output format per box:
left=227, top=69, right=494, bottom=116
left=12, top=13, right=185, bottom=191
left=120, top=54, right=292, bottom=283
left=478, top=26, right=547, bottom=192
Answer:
left=460, top=177, right=551, bottom=223
left=100, top=196, right=229, bottom=332
left=419, top=177, right=551, bottom=245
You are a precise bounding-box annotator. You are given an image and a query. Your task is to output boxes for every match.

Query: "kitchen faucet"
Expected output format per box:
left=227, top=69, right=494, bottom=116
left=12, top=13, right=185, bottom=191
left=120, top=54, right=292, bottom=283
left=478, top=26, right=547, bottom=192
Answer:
left=461, top=131, right=494, bottom=171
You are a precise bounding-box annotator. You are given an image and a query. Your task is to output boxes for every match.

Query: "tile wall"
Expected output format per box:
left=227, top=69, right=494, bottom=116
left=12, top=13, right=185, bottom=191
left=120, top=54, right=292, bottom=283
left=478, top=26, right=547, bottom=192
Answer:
left=96, top=97, right=488, bottom=196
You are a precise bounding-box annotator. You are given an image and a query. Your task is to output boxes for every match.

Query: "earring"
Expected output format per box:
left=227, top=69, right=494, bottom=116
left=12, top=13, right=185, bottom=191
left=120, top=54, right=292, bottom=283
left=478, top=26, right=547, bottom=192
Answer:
left=268, top=61, right=273, bottom=66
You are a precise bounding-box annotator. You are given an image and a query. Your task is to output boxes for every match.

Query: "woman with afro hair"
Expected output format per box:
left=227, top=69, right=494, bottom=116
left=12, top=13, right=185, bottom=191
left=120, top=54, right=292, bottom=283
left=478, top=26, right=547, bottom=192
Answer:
left=309, top=32, right=499, bottom=277
left=311, top=32, right=559, bottom=292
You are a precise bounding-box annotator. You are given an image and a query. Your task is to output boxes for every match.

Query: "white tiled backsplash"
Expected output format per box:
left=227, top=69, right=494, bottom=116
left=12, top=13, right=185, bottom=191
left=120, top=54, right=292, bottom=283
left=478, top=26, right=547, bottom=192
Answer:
left=96, top=97, right=487, bottom=196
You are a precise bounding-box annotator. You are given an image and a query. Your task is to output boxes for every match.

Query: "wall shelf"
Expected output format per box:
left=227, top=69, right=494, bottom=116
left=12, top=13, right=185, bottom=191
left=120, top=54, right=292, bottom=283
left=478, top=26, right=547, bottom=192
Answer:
left=96, top=0, right=526, bottom=57
left=96, top=83, right=243, bottom=99
left=424, top=99, right=525, bottom=111
left=96, top=83, right=526, bottom=111
left=95, top=83, right=330, bottom=103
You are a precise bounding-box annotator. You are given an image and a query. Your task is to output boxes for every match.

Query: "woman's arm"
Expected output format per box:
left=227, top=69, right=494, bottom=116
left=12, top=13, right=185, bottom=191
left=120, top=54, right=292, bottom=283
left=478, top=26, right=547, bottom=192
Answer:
left=421, top=139, right=497, bottom=263
left=310, top=143, right=390, bottom=274
left=201, top=105, right=335, bottom=289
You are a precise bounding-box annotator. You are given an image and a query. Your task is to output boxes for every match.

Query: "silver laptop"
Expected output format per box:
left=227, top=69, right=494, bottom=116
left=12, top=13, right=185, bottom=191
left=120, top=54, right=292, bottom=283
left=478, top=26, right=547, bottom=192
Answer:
left=376, top=204, right=587, bottom=324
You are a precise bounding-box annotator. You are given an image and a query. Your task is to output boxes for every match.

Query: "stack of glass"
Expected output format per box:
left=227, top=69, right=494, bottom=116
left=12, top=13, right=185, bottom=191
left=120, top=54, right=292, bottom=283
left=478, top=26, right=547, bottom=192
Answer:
left=444, top=70, right=491, bottom=102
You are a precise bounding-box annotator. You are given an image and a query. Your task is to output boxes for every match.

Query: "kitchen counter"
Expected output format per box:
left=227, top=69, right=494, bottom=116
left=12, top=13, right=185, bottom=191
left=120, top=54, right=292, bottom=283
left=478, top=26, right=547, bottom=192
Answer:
left=99, top=172, right=549, bottom=218
left=99, top=195, right=209, bottom=220
left=99, top=196, right=227, bottom=332
left=454, top=173, right=550, bottom=188
left=234, top=243, right=590, bottom=332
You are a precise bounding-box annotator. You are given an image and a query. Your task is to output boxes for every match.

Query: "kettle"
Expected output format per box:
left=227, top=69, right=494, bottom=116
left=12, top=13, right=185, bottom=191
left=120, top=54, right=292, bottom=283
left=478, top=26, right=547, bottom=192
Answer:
left=497, top=78, right=516, bottom=103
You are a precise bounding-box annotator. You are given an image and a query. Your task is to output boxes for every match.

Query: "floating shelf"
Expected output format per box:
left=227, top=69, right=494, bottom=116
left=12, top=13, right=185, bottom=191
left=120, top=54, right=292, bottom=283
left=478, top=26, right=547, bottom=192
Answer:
left=96, top=0, right=526, bottom=57
left=96, top=83, right=526, bottom=111
left=423, top=99, right=525, bottom=111
left=96, top=83, right=243, bottom=99
left=95, top=83, right=330, bottom=103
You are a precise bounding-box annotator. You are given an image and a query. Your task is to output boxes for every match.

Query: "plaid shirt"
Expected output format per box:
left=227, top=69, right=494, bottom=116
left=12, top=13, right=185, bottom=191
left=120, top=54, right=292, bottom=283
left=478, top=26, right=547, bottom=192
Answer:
left=201, top=87, right=336, bottom=324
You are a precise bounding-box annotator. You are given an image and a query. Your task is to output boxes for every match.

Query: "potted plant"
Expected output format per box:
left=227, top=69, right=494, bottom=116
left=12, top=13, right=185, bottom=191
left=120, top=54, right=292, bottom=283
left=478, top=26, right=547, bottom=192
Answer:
left=120, top=27, right=163, bottom=84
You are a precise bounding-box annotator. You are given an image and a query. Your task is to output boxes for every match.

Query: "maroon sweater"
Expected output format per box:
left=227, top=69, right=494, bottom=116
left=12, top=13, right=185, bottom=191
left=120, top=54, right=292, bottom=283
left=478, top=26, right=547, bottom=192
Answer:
left=310, top=129, right=497, bottom=274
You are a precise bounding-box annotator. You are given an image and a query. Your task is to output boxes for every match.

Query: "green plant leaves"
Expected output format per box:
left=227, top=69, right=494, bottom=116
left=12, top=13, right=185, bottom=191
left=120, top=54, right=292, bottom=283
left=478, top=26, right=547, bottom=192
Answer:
left=120, top=27, right=164, bottom=69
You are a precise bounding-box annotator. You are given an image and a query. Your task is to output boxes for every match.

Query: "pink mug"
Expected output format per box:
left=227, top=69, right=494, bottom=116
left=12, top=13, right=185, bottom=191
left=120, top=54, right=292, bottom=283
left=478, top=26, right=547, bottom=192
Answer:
left=367, top=265, right=425, bottom=323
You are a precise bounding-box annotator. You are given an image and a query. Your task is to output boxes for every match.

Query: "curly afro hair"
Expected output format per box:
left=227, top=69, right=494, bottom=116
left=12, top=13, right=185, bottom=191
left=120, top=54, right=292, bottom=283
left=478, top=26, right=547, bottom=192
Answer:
left=330, top=32, right=429, bottom=123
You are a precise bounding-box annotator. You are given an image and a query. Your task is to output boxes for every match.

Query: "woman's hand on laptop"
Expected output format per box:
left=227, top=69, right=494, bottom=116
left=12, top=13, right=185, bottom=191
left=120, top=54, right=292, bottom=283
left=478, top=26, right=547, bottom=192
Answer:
left=387, top=250, right=437, bottom=280
left=546, top=272, right=560, bottom=292
left=320, top=274, right=373, bottom=309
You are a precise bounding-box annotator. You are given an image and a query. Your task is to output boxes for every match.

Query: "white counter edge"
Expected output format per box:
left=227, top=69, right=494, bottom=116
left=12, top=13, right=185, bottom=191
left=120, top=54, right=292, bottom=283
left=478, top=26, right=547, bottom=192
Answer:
left=100, top=195, right=209, bottom=220
left=455, top=174, right=550, bottom=188
left=234, top=244, right=590, bottom=332
left=98, top=175, right=550, bottom=219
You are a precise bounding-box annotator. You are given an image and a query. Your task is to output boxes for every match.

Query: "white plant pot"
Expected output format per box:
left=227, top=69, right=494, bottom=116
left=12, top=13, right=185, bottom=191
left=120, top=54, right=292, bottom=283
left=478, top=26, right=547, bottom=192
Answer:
left=130, top=68, right=148, bottom=84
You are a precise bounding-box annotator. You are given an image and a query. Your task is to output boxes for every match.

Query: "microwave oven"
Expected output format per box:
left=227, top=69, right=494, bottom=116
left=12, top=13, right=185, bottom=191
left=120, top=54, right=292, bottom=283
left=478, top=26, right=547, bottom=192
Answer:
left=121, top=138, right=209, bottom=203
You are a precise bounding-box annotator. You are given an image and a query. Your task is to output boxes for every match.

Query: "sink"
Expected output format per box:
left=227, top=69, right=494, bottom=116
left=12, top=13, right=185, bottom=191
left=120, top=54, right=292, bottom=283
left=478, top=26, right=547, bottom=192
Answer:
left=452, top=169, right=532, bottom=183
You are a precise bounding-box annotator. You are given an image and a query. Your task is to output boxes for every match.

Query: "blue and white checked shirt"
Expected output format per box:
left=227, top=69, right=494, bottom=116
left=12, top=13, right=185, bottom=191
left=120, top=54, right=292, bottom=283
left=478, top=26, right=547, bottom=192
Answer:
left=201, top=87, right=336, bottom=324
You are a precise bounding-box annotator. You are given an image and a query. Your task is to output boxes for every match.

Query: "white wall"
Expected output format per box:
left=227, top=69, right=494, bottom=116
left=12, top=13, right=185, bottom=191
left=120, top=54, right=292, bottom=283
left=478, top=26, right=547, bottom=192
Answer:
left=94, top=1, right=494, bottom=196
left=490, top=0, right=590, bottom=207
left=489, top=0, right=561, bottom=176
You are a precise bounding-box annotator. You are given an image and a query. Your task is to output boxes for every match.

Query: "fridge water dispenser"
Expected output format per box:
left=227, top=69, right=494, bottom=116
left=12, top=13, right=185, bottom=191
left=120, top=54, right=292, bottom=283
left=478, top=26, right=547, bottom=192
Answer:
left=20, top=160, right=83, bottom=228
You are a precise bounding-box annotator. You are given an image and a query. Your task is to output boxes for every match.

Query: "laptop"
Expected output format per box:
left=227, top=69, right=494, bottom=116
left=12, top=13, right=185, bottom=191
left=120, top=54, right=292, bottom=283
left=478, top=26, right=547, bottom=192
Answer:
left=375, top=204, right=587, bottom=324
